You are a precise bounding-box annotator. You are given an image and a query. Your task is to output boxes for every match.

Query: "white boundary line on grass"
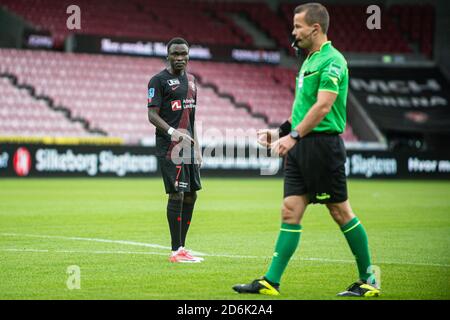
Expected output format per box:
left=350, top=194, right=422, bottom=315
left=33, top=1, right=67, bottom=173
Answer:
left=0, top=232, right=207, bottom=256
left=0, top=232, right=172, bottom=250
left=1, top=232, right=449, bottom=268
left=1, top=248, right=168, bottom=256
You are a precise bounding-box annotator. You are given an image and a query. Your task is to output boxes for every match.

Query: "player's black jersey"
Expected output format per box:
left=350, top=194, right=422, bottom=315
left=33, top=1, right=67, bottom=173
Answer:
left=147, top=69, right=197, bottom=159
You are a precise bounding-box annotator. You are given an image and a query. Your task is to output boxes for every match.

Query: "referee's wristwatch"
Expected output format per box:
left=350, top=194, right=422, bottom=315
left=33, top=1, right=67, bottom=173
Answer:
left=289, top=130, right=300, bottom=141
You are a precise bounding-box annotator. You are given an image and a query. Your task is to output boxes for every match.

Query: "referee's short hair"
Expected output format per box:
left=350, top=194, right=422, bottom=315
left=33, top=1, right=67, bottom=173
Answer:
left=167, top=37, right=189, bottom=54
left=294, top=3, right=330, bottom=34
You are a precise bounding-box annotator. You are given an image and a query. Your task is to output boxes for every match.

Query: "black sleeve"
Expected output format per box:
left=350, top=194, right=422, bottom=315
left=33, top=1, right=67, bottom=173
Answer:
left=147, top=76, right=163, bottom=108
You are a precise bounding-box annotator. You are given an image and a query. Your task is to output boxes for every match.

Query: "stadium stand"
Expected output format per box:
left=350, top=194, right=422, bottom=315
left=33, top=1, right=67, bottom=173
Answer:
left=191, top=61, right=293, bottom=124
left=1, top=0, right=387, bottom=143
left=280, top=4, right=412, bottom=54
left=0, top=48, right=358, bottom=143
left=0, top=0, right=155, bottom=48
left=201, top=1, right=287, bottom=50
left=0, top=0, right=252, bottom=48
left=0, top=0, right=436, bottom=59
left=0, top=0, right=433, bottom=57
left=0, top=76, right=96, bottom=138
left=0, top=49, right=271, bottom=144
left=388, top=4, right=434, bottom=58
left=166, top=1, right=428, bottom=56
left=135, top=0, right=253, bottom=47
left=191, top=60, right=358, bottom=142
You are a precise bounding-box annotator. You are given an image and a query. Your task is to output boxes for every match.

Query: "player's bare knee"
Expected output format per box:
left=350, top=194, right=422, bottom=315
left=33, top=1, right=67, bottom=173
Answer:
left=327, top=203, right=354, bottom=226
left=328, top=207, right=344, bottom=225
left=281, top=202, right=300, bottom=224
left=169, top=192, right=184, bottom=202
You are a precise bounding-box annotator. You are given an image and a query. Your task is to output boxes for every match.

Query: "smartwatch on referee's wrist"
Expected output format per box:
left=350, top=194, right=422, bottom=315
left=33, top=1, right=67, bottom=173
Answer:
left=289, top=130, right=300, bottom=141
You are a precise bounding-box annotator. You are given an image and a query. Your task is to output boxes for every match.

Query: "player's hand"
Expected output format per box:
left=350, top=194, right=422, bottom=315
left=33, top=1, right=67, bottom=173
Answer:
left=194, top=143, right=203, bottom=168
left=270, top=135, right=297, bottom=157
left=195, top=151, right=203, bottom=168
left=257, top=129, right=279, bottom=148
left=172, top=130, right=195, bottom=147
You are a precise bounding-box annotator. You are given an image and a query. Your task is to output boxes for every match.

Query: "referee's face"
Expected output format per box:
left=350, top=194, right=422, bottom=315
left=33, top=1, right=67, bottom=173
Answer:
left=292, top=12, right=315, bottom=50
left=168, top=44, right=189, bottom=73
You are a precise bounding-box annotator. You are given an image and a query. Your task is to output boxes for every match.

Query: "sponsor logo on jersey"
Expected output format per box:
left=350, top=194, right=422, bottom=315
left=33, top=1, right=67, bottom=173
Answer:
left=178, top=181, right=188, bottom=189
left=148, top=88, right=155, bottom=103
left=329, top=62, right=342, bottom=77
left=171, top=100, right=182, bottom=111
left=167, top=79, right=180, bottom=86
left=183, top=98, right=196, bottom=109
left=303, top=70, right=316, bottom=77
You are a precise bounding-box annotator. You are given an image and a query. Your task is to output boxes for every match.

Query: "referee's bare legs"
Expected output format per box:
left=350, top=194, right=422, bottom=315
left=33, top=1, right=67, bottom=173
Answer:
left=326, top=200, right=355, bottom=226
left=281, top=195, right=308, bottom=224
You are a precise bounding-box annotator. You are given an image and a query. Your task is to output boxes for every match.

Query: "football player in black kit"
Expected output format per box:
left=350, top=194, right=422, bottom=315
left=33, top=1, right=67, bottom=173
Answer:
left=147, top=37, right=203, bottom=263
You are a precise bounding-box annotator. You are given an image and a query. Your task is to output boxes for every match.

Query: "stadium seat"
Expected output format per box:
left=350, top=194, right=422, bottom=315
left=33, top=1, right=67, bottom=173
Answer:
left=0, top=76, right=99, bottom=138
left=0, top=49, right=271, bottom=144
left=0, top=48, right=358, bottom=143
left=0, top=0, right=252, bottom=48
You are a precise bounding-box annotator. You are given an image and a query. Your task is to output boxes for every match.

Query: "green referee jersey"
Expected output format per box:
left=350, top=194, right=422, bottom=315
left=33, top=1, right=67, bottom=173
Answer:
left=291, top=41, right=348, bottom=133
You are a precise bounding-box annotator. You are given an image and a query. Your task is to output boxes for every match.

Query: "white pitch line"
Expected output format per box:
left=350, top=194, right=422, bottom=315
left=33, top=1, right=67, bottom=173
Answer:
left=0, top=232, right=204, bottom=256
left=2, top=248, right=50, bottom=253
left=1, top=248, right=167, bottom=256
left=0, top=232, right=171, bottom=250
left=1, top=232, right=449, bottom=268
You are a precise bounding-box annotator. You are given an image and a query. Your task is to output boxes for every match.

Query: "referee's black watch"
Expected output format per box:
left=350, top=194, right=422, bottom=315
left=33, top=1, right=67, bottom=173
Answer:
left=289, top=130, right=300, bottom=141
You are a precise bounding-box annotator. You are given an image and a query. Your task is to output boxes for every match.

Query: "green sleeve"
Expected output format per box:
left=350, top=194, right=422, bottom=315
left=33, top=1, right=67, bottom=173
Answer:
left=318, top=60, right=346, bottom=94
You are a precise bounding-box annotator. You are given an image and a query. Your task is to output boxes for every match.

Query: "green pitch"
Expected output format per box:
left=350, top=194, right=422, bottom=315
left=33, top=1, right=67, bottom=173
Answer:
left=0, top=178, right=449, bottom=300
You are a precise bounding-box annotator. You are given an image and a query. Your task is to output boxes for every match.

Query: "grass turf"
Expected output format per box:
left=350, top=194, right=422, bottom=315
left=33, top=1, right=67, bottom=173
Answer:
left=0, top=178, right=449, bottom=300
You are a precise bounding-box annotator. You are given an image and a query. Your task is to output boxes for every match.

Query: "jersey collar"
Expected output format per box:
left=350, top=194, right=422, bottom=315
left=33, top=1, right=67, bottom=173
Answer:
left=306, top=41, right=332, bottom=61
left=319, top=40, right=331, bottom=51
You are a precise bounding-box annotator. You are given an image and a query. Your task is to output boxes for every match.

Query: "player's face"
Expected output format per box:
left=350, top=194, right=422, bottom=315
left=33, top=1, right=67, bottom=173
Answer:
left=168, top=44, right=189, bottom=72
left=292, top=12, right=316, bottom=49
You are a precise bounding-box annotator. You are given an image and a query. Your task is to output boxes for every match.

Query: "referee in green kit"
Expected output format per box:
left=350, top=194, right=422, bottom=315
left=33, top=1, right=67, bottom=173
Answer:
left=233, top=3, right=380, bottom=297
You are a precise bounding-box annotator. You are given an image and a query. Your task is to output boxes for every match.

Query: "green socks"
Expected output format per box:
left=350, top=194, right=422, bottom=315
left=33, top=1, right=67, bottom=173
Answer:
left=265, top=223, right=302, bottom=284
left=341, top=217, right=373, bottom=282
left=264, top=217, right=373, bottom=285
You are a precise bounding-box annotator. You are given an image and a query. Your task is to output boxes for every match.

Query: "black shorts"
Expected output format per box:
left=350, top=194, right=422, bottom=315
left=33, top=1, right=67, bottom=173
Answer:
left=158, top=158, right=202, bottom=194
left=284, top=133, right=348, bottom=204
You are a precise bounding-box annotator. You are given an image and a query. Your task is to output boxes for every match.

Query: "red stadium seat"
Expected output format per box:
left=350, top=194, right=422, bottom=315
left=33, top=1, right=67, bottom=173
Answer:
left=0, top=48, right=360, bottom=143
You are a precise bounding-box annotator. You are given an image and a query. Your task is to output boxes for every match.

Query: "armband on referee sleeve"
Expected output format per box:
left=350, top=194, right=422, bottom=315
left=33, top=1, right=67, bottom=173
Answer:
left=279, top=120, right=291, bottom=137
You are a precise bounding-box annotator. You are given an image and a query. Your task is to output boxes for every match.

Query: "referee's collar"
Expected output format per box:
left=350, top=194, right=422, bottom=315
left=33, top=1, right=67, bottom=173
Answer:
left=319, top=41, right=332, bottom=51
left=307, top=41, right=331, bottom=60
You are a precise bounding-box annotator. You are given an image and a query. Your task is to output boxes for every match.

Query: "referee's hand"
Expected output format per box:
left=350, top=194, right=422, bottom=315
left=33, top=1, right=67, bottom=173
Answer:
left=257, top=129, right=279, bottom=148
left=270, top=135, right=296, bottom=157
